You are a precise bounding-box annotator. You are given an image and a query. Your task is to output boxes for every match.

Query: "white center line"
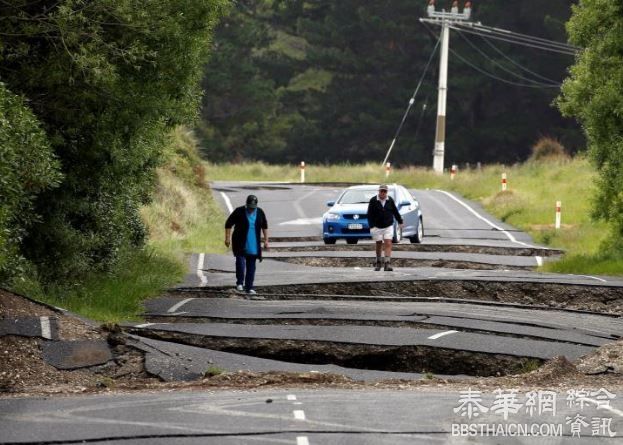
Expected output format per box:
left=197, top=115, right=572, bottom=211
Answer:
left=287, top=394, right=297, bottom=401
left=576, top=274, right=608, bottom=283
left=196, top=253, right=207, bottom=286
left=167, top=298, right=194, bottom=314
left=135, top=323, right=156, bottom=328
left=40, top=317, right=52, bottom=339
left=220, top=192, right=233, bottom=213
left=435, top=190, right=535, bottom=248
left=297, top=437, right=310, bottom=445
left=293, top=410, right=306, bottom=420
left=428, top=330, right=459, bottom=340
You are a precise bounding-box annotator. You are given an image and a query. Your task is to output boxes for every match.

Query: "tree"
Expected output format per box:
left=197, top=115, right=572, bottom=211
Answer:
left=0, top=83, right=61, bottom=282
left=0, top=0, right=226, bottom=281
left=198, top=0, right=287, bottom=162
left=558, top=0, right=623, bottom=248
left=198, top=0, right=583, bottom=165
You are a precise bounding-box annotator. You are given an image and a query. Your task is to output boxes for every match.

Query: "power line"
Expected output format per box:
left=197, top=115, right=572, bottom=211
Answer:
left=448, top=24, right=577, bottom=55
left=420, top=22, right=562, bottom=89
left=478, top=34, right=562, bottom=85
left=381, top=35, right=441, bottom=166
left=454, top=29, right=560, bottom=87
left=448, top=46, right=561, bottom=88
left=469, top=22, right=580, bottom=52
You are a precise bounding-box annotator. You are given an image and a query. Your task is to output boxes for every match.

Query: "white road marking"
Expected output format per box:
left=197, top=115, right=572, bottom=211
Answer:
left=535, top=256, right=543, bottom=267
left=196, top=253, right=207, bottom=286
left=287, top=394, right=297, bottom=401
left=293, top=190, right=317, bottom=218
left=135, top=323, right=156, bottom=328
left=220, top=192, right=233, bottom=213
left=167, top=298, right=194, bottom=313
left=279, top=217, right=323, bottom=226
left=297, top=437, right=310, bottom=445
left=40, top=317, right=52, bottom=339
left=576, top=274, right=608, bottom=283
left=294, top=402, right=303, bottom=405
left=428, top=330, right=458, bottom=340
left=293, top=410, right=306, bottom=420
left=434, top=190, right=535, bottom=248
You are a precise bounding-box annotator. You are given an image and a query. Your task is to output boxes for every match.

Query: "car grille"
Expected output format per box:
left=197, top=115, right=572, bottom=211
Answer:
left=343, top=214, right=368, bottom=220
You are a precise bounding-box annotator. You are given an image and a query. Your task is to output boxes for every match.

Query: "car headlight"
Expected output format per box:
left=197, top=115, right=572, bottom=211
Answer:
left=324, top=212, right=341, bottom=221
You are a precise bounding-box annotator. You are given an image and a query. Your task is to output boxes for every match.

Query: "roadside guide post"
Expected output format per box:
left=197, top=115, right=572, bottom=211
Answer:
left=555, top=201, right=562, bottom=229
left=385, top=162, right=391, bottom=178
left=300, top=161, right=305, bottom=183
left=501, top=172, right=507, bottom=191
left=450, top=164, right=457, bottom=180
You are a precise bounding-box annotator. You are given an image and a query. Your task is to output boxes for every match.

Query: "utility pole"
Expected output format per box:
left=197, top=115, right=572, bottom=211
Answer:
left=421, top=1, right=472, bottom=174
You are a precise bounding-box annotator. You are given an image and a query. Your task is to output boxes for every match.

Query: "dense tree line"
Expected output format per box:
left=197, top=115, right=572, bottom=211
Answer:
left=558, top=0, right=623, bottom=250
left=200, top=0, right=584, bottom=166
left=0, top=0, right=226, bottom=282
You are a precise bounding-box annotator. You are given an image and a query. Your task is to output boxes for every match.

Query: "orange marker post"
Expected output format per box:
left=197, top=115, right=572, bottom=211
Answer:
left=450, top=164, right=457, bottom=180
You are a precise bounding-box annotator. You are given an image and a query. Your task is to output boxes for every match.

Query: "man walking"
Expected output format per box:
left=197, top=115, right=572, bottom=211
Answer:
left=224, top=195, right=269, bottom=295
left=367, top=184, right=403, bottom=271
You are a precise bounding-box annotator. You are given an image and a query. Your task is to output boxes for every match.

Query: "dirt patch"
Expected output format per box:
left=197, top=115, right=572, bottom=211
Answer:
left=0, top=289, right=159, bottom=395
left=271, top=256, right=530, bottom=271
left=270, top=243, right=563, bottom=257
left=575, top=340, right=623, bottom=375
left=234, top=281, right=623, bottom=314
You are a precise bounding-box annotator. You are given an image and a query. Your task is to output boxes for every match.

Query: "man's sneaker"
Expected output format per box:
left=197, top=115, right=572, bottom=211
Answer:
left=236, top=284, right=244, bottom=292
left=374, top=260, right=382, bottom=271
left=384, top=262, right=393, bottom=271
left=246, top=289, right=257, bottom=295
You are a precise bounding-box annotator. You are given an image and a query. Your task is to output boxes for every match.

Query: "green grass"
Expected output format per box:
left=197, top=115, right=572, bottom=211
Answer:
left=205, top=157, right=622, bottom=275
left=13, top=247, right=185, bottom=322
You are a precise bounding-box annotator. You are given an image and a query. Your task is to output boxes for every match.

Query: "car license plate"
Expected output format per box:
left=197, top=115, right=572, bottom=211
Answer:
left=348, top=223, right=363, bottom=230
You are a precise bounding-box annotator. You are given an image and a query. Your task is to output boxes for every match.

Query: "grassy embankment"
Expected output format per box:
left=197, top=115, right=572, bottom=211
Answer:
left=204, top=157, right=623, bottom=276
left=13, top=128, right=227, bottom=322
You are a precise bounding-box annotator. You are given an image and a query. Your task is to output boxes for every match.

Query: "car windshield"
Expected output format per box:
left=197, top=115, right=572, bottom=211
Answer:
left=338, top=189, right=392, bottom=204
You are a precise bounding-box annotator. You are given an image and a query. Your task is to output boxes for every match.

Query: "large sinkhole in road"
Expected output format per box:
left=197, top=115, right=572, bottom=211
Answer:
left=132, top=329, right=543, bottom=378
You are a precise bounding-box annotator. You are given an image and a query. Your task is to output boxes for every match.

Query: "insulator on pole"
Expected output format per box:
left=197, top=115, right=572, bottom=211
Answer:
left=427, top=0, right=435, bottom=16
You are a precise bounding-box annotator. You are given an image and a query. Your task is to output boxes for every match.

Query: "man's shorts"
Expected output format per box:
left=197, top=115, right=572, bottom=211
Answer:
left=370, top=226, right=393, bottom=241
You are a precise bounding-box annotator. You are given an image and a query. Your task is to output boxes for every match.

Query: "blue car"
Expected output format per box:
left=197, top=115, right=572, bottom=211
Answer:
left=322, top=184, right=424, bottom=245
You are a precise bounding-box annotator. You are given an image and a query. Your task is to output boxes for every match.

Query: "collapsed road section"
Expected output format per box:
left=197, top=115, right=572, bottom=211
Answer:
left=120, top=182, right=623, bottom=384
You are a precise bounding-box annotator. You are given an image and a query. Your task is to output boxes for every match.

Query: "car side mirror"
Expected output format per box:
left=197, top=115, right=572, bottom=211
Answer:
left=399, top=201, right=410, bottom=207
left=326, top=200, right=335, bottom=207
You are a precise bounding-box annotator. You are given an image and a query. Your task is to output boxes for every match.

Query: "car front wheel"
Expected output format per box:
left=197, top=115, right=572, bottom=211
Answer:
left=392, top=225, right=402, bottom=244
left=409, top=218, right=424, bottom=244
left=346, top=238, right=358, bottom=245
left=323, top=238, right=337, bottom=245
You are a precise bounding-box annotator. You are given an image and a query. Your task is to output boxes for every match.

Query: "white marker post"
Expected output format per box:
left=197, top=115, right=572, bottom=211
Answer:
left=300, top=161, right=305, bottom=183
left=555, top=201, right=562, bottom=229
left=501, top=173, right=507, bottom=191
left=385, top=162, right=391, bottom=178
left=450, top=164, right=457, bottom=180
